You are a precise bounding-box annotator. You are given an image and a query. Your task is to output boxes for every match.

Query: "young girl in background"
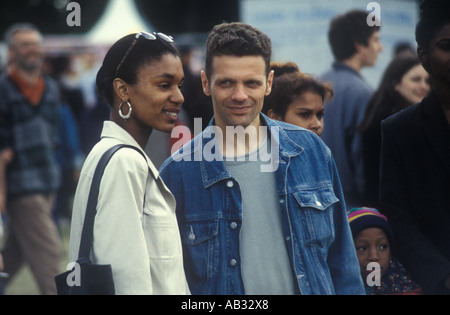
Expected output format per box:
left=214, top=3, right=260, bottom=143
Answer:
left=348, top=207, right=422, bottom=295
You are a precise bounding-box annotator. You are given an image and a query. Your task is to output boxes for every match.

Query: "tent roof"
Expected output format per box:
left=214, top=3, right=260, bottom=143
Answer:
left=85, top=0, right=154, bottom=45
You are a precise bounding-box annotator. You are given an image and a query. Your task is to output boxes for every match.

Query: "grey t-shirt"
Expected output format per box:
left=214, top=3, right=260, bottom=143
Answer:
left=224, top=137, right=297, bottom=295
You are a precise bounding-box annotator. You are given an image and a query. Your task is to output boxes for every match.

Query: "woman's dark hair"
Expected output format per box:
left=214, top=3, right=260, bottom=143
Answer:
left=416, top=0, right=450, bottom=51
left=204, top=22, right=272, bottom=80
left=328, top=10, right=381, bottom=61
left=263, top=62, right=333, bottom=119
left=359, top=55, right=422, bottom=133
left=96, top=33, right=180, bottom=106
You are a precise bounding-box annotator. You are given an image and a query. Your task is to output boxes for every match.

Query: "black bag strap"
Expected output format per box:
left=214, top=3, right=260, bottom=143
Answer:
left=77, top=144, right=147, bottom=262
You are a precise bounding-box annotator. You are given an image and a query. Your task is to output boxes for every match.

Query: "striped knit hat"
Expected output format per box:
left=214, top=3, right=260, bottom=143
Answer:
left=347, top=207, right=394, bottom=246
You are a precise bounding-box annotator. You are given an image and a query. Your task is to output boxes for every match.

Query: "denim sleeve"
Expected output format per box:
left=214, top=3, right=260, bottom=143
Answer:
left=326, top=154, right=365, bottom=295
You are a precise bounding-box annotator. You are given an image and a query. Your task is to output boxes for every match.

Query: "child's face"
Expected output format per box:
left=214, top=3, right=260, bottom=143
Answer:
left=354, top=227, right=391, bottom=282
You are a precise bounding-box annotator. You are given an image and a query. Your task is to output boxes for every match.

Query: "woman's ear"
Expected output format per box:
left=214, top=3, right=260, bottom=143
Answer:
left=113, top=78, right=130, bottom=103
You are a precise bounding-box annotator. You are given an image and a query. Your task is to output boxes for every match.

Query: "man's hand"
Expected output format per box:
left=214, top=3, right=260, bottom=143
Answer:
left=0, top=148, right=14, bottom=214
left=0, top=149, right=14, bottom=164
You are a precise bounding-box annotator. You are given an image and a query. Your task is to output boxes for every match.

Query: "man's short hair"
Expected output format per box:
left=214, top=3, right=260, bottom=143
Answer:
left=204, top=22, right=272, bottom=79
left=416, top=0, right=450, bottom=51
left=328, top=10, right=380, bottom=61
left=5, top=23, right=42, bottom=47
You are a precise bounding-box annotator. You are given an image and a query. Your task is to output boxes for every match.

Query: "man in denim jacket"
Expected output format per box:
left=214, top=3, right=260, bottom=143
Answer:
left=160, top=22, right=364, bottom=295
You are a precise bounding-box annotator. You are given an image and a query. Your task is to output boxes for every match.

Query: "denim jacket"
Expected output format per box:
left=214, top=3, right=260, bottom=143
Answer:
left=160, top=115, right=364, bottom=295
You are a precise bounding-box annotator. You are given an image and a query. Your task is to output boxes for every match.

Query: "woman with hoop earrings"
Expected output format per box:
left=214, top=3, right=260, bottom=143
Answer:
left=68, top=32, right=190, bottom=295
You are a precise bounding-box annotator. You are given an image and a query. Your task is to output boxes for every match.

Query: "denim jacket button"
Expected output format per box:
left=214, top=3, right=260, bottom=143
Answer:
left=227, top=181, right=234, bottom=188
left=230, top=222, right=238, bottom=230
left=230, top=259, right=237, bottom=266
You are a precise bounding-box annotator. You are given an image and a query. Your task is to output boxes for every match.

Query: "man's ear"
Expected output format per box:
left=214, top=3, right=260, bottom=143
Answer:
left=265, top=70, right=274, bottom=96
left=417, top=47, right=431, bottom=74
left=354, top=41, right=367, bottom=55
left=201, top=70, right=211, bottom=96
left=113, top=78, right=130, bottom=103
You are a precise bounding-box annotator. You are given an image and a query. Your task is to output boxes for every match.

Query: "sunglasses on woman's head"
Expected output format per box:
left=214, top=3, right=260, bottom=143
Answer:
left=115, top=31, right=174, bottom=76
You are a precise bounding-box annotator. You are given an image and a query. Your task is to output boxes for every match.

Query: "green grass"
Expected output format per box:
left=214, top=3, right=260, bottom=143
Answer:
left=2, top=222, right=70, bottom=295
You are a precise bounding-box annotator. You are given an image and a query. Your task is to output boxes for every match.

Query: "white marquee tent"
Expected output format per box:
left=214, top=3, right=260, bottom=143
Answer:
left=85, top=0, right=154, bottom=45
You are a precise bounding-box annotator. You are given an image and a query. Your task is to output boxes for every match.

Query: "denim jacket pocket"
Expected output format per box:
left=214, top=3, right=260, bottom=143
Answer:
left=292, top=186, right=339, bottom=248
left=180, top=218, right=219, bottom=290
left=181, top=219, right=219, bottom=245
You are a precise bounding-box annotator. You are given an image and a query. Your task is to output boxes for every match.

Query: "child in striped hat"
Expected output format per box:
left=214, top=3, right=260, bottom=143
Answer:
left=347, top=207, right=422, bottom=295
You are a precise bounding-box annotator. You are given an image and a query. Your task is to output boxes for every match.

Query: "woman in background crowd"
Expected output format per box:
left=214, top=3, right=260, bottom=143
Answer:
left=263, top=61, right=333, bottom=137
left=358, top=55, right=429, bottom=208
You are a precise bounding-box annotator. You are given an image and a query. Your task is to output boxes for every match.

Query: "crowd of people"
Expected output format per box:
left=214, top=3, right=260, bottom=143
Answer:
left=0, top=0, right=449, bottom=295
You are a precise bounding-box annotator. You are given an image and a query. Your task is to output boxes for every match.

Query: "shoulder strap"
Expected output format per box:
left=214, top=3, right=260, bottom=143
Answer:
left=77, top=144, right=147, bottom=261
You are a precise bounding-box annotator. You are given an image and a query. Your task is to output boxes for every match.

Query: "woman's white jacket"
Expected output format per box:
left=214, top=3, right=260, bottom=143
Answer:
left=69, top=121, right=190, bottom=295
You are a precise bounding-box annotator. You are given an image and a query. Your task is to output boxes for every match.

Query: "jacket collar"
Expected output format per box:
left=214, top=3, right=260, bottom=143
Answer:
left=101, top=121, right=160, bottom=180
left=194, top=114, right=304, bottom=188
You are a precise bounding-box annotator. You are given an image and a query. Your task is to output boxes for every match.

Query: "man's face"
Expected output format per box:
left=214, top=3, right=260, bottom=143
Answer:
left=9, top=30, right=44, bottom=72
left=201, top=55, right=273, bottom=131
left=359, top=31, right=383, bottom=67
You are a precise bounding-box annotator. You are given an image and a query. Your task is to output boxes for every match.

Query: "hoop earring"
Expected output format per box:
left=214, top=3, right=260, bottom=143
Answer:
left=119, top=101, right=132, bottom=121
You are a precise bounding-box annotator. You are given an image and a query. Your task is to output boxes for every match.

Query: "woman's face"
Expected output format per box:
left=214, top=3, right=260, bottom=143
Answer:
left=273, top=90, right=325, bottom=137
left=126, top=54, right=185, bottom=133
left=395, top=64, right=430, bottom=105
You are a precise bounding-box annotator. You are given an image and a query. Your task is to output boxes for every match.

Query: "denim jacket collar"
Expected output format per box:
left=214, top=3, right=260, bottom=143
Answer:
left=197, top=114, right=304, bottom=189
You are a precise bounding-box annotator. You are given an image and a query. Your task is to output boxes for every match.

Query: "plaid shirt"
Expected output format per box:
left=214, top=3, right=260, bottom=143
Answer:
left=0, top=74, right=61, bottom=197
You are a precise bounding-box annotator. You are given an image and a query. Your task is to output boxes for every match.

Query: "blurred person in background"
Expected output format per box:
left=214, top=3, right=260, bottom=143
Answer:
left=358, top=55, right=429, bottom=208
left=263, top=61, right=333, bottom=137
left=320, top=9, right=383, bottom=210
left=44, top=55, right=85, bottom=228
left=0, top=23, right=62, bottom=295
